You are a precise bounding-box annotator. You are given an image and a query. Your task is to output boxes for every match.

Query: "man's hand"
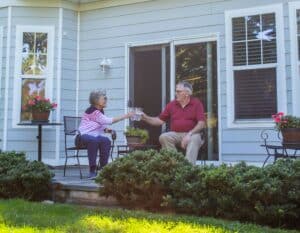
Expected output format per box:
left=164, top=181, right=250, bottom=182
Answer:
left=181, top=132, right=192, bottom=149
left=141, top=112, right=165, bottom=126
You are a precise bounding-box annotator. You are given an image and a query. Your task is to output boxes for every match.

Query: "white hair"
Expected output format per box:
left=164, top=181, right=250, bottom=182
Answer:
left=177, top=81, right=193, bottom=95
left=89, top=89, right=106, bottom=105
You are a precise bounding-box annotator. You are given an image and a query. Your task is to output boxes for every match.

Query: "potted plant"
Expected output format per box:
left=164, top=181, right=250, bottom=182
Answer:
left=272, top=112, right=300, bottom=145
left=124, top=126, right=149, bottom=145
left=22, top=95, right=57, bottom=122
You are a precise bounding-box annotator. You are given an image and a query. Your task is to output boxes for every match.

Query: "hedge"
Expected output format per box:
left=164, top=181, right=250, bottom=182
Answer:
left=97, top=149, right=300, bottom=229
left=0, top=151, right=53, bottom=201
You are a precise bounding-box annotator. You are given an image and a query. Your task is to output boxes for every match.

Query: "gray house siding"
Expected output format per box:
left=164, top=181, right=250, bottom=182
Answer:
left=0, top=0, right=297, bottom=165
left=79, top=0, right=294, bottom=164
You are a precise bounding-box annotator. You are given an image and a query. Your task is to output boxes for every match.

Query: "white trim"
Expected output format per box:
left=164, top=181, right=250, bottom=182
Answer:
left=289, top=1, right=300, bottom=117
left=216, top=33, right=223, bottom=163
left=55, top=8, right=63, bottom=164
left=124, top=43, right=130, bottom=127
left=3, top=7, right=11, bottom=151
left=170, top=41, right=175, bottom=99
left=125, top=33, right=222, bottom=162
left=0, top=26, right=3, bottom=147
left=0, top=0, right=153, bottom=12
left=76, top=11, right=80, bottom=117
left=225, top=4, right=287, bottom=129
left=0, top=0, right=77, bottom=11
left=13, top=25, right=55, bottom=128
left=79, top=0, right=153, bottom=11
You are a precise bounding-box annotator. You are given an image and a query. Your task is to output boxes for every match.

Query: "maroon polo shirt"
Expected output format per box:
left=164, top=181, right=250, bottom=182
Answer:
left=159, top=97, right=205, bottom=132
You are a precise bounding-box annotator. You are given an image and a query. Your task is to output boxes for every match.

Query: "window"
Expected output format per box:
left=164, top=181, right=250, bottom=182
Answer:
left=225, top=5, right=286, bottom=127
left=13, top=26, right=54, bottom=125
left=289, top=2, right=300, bottom=116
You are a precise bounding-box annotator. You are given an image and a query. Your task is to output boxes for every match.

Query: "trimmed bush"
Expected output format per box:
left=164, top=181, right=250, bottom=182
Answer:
left=97, top=149, right=191, bottom=210
left=97, top=149, right=300, bottom=229
left=0, top=151, right=53, bottom=201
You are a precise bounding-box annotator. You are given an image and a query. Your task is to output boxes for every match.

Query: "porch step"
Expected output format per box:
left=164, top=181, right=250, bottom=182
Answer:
left=51, top=166, right=119, bottom=207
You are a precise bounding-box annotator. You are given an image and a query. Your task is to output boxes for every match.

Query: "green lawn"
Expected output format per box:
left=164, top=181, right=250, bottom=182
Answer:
left=0, top=199, right=298, bottom=233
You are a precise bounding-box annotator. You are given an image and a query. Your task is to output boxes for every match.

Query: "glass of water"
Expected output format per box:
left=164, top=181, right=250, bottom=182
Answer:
left=135, top=107, right=143, bottom=121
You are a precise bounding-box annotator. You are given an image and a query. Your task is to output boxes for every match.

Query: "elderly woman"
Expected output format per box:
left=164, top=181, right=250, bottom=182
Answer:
left=78, top=89, right=133, bottom=179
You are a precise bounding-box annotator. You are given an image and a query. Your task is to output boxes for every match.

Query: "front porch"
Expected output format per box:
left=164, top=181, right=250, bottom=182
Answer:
left=51, top=165, right=118, bottom=207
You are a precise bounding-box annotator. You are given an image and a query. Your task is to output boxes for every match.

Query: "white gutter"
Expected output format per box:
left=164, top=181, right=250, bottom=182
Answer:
left=55, top=7, right=63, bottom=165
left=76, top=11, right=80, bottom=116
left=3, top=6, right=11, bottom=151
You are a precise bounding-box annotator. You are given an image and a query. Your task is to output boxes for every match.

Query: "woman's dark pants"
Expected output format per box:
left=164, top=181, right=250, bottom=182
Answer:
left=80, top=134, right=111, bottom=172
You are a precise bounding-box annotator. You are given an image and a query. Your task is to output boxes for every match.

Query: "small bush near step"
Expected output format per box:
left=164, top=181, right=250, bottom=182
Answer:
left=97, top=149, right=300, bottom=229
left=97, top=149, right=191, bottom=210
left=0, top=151, right=53, bottom=201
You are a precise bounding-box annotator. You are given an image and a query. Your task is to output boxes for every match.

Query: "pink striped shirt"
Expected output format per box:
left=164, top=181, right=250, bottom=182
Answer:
left=78, top=107, right=113, bottom=137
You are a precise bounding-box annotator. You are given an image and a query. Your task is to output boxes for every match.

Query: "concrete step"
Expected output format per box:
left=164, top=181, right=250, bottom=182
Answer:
left=51, top=166, right=119, bottom=207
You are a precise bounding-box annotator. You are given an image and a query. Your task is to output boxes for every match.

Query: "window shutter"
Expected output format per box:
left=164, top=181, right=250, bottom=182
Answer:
left=234, top=68, right=277, bottom=119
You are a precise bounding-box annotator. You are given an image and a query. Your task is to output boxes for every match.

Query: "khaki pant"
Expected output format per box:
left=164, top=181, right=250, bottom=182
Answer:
left=159, top=131, right=204, bottom=165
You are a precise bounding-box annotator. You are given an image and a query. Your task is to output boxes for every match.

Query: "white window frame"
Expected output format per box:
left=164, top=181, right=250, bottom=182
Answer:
left=0, top=26, right=3, bottom=103
left=225, top=4, right=286, bottom=128
left=289, top=1, right=300, bottom=117
left=12, top=25, right=54, bottom=127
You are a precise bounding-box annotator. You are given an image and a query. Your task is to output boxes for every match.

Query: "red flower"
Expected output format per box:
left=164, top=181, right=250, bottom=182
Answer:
left=22, top=95, right=57, bottom=112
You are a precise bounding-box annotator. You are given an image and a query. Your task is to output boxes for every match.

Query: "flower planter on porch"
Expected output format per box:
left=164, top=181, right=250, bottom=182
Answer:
left=125, top=135, right=144, bottom=146
left=281, top=128, right=300, bottom=147
left=31, top=110, right=50, bottom=122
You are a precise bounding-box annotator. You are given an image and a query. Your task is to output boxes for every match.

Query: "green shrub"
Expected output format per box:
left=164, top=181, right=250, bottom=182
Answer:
left=97, top=148, right=300, bottom=229
left=0, top=151, right=53, bottom=201
left=168, top=160, right=300, bottom=228
left=97, top=149, right=191, bottom=210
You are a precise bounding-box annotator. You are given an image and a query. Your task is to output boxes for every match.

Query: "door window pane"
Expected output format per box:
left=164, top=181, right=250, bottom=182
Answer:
left=176, top=42, right=219, bottom=161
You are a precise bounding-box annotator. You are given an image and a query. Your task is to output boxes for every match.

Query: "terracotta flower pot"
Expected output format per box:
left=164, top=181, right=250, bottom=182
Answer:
left=31, top=110, right=50, bottom=122
left=281, top=128, right=300, bottom=147
left=126, top=135, right=144, bottom=146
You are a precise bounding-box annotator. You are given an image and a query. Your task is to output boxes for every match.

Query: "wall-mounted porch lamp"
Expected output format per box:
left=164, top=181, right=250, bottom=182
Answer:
left=100, top=58, right=111, bottom=73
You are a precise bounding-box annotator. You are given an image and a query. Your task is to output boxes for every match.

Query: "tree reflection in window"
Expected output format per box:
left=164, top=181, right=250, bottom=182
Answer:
left=232, top=13, right=276, bottom=65
left=21, top=79, right=46, bottom=121
left=22, top=32, right=48, bottom=75
left=20, top=31, right=48, bottom=121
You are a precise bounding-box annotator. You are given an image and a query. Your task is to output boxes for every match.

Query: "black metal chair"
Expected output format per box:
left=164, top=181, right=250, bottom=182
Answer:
left=63, top=116, right=116, bottom=179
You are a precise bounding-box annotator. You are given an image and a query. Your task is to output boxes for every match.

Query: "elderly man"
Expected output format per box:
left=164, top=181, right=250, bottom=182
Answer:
left=141, top=81, right=206, bottom=165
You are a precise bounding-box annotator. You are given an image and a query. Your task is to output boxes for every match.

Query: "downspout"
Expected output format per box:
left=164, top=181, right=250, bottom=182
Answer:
left=3, top=6, right=11, bottom=151
left=55, top=7, right=63, bottom=165
left=76, top=11, right=80, bottom=116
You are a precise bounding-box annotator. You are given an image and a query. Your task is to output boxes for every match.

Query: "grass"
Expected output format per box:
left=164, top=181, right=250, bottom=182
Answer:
left=0, top=199, right=298, bottom=233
